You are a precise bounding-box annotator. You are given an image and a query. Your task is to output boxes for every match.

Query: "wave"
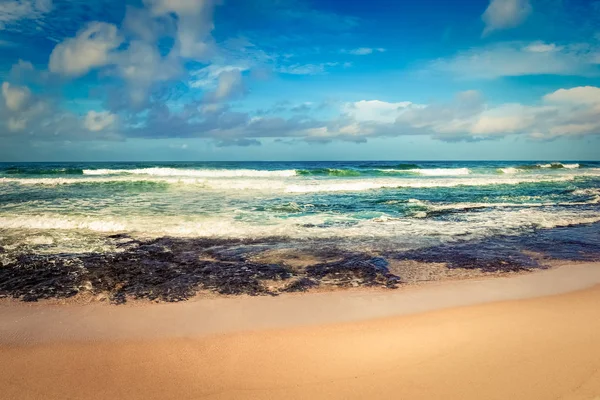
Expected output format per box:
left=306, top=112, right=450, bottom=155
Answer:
left=2, top=208, right=599, bottom=241
left=284, top=176, right=576, bottom=193
left=1, top=175, right=580, bottom=192
left=2, top=167, right=84, bottom=175
left=376, top=168, right=470, bottom=176
left=538, top=162, right=580, bottom=169
left=499, top=163, right=581, bottom=174
left=298, top=167, right=470, bottom=177
left=358, top=163, right=420, bottom=169
left=82, top=167, right=297, bottom=177
left=407, top=197, right=600, bottom=219
left=296, top=168, right=361, bottom=177
left=410, top=168, right=470, bottom=176
left=571, top=188, right=600, bottom=204
left=517, top=162, right=580, bottom=170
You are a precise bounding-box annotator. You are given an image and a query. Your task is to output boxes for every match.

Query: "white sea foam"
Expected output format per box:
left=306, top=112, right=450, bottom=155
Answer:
left=537, top=162, right=579, bottom=169
left=499, top=167, right=519, bottom=174
left=0, top=175, right=580, bottom=192
left=82, top=167, right=297, bottom=177
left=571, top=188, right=600, bottom=204
left=284, top=176, right=576, bottom=193
left=0, top=216, right=127, bottom=232
left=409, top=168, right=471, bottom=176
left=1, top=208, right=599, bottom=242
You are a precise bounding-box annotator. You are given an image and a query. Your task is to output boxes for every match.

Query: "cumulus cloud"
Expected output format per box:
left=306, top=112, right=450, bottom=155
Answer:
left=0, top=80, right=121, bottom=140
left=144, top=0, right=218, bottom=60
left=48, top=22, right=122, bottom=77
left=482, top=0, right=532, bottom=36
left=543, top=86, right=600, bottom=105
left=335, top=87, right=600, bottom=141
left=0, top=0, right=52, bottom=28
left=427, top=41, right=600, bottom=79
left=212, top=69, right=244, bottom=101
left=343, top=100, right=413, bottom=123
left=7, top=117, right=27, bottom=132
left=84, top=110, right=117, bottom=132
left=2, top=82, right=30, bottom=111
left=5, top=82, right=599, bottom=145
left=45, top=0, right=224, bottom=107
left=113, top=40, right=182, bottom=106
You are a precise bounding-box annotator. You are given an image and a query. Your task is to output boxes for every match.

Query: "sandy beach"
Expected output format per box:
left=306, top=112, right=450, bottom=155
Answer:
left=1, top=263, right=600, bottom=400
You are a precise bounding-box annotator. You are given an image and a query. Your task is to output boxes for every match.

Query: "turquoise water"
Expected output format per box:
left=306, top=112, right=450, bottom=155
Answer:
left=1, top=160, right=599, bottom=256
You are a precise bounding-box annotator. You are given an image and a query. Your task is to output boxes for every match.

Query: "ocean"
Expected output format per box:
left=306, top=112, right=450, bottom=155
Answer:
left=1, top=160, right=600, bottom=301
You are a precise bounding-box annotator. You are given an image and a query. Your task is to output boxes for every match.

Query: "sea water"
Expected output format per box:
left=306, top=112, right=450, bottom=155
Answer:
left=1, top=160, right=599, bottom=259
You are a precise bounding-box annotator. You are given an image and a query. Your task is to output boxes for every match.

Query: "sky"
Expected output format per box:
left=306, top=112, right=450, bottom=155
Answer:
left=0, top=0, right=600, bottom=161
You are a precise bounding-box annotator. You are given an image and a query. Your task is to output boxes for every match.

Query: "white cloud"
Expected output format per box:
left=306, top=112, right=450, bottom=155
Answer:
left=7, top=117, right=26, bottom=132
left=427, top=42, right=600, bottom=79
left=84, top=110, right=117, bottom=132
left=2, top=82, right=30, bottom=111
left=190, top=65, right=249, bottom=89
left=144, top=0, right=217, bottom=60
left=113, top=40, right=182, bottom=106
left=0, top=0, right=52, bottom=28
left=470, top=104, right=537, bottom=135
left=482, top=0, right=532, bottom=36
left=343, top=47, right=386, bottom=55
left=543, top=86, right=600, bottom=105
left=49, top=22, right=122, bottom=77
left=213, top=69, right=244, bottom=101
left=328, top=87, right=600, bottom=141
left=343, top=100, right=413, bottom=123
left=525, top=42, right=561, bottom=53
left=276, top=62, right=340, bottom=75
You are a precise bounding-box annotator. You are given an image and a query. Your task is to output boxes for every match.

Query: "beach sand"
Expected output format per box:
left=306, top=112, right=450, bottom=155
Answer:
left=1, top=263, right=600, bottom=400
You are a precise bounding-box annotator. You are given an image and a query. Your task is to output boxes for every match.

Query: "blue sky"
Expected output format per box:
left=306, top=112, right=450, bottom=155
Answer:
left=1, top=0, right=600, bottom=161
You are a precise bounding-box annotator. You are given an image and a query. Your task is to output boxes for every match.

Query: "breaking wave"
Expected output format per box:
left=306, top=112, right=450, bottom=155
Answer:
left=499, top=163, right=581, bottom=174
left=409, top=168, right=470, bottom=176
left=82, top=167, right=297, bottom=177
left=284, top=176, right=576, bottom=193
left=0, top=175, right=580, bottom=192
left=1, top=208, right=599, bottom=241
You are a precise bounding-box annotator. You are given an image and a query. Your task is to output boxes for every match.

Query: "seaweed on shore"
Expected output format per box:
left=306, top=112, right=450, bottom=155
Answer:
left=282, top=277, right=319, bottom=292
left=0, top=237, right=400, bottom=303
left=0, top=237, right=294, bottom=303
left=306, top=256, right=400, bottom=288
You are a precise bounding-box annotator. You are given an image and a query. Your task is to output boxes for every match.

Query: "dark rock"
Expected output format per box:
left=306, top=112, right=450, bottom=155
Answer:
left=0, top=255, right=85, bottom=301
left=0, top=237, right=398, bottom=304
left=283, top=277, right=319, bottom=292
left=307, top=256, right=400, bottom=288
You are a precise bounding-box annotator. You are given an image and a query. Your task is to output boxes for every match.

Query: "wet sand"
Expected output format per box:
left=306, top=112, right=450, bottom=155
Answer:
left=1, top=263, right=600, bottom=399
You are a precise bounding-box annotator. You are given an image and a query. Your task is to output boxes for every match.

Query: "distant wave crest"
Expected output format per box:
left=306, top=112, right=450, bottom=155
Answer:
left=82, top=167, right=297, bottom=177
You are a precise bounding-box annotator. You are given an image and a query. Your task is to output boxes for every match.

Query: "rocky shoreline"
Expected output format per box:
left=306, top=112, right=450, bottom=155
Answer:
left=1, top=222, right=599, bottom=304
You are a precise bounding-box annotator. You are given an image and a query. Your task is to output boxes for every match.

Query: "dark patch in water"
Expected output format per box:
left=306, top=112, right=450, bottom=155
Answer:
left=393, top=223, right=600, bottom=270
